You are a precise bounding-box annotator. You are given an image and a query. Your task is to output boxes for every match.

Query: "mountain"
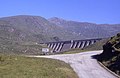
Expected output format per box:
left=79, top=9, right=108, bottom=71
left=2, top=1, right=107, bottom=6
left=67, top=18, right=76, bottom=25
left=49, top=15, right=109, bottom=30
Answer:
left=49, top=17, right=120, bottom=39
left=0, top=15, right=82, bottom=43
left=1, top=15, right=120, bottom=43
left=0, top=15, right=82, bottom=54
left=0, top=15, right=120, bottom=54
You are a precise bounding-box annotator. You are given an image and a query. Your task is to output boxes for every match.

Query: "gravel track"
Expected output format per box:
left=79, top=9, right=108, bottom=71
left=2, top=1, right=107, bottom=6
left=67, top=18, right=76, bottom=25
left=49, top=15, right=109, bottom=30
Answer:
left=30, top=50, right=116, bottom=78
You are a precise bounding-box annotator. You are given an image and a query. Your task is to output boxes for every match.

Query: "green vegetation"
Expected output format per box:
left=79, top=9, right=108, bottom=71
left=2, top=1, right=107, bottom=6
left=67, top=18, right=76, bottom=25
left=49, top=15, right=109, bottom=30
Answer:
left=83, top=39, right=108, bottom=51
left=61, top=49, right=81, bottom=54
left=96, top=33, right=120, bottom=75
left=0, top=39, right=48, bottom=55
left=0, top=54, right=78, bottom=78
left=62, top=48, right=92, bottom=54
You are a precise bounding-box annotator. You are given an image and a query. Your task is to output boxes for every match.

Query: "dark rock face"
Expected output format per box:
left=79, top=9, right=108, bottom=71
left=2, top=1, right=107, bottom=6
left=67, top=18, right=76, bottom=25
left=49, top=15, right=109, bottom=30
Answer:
left=96, top=33, right=120, bottom=75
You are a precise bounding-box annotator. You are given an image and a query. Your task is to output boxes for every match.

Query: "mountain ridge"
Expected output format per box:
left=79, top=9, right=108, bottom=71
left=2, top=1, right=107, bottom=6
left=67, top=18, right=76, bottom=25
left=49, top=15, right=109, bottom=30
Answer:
left=0, top=15, right=120, bottom=54
left=0, top=15, right=84, bottom=43
left=0, top=15, right=120, bottom=42
left=48, top=17, right=120, bottom=39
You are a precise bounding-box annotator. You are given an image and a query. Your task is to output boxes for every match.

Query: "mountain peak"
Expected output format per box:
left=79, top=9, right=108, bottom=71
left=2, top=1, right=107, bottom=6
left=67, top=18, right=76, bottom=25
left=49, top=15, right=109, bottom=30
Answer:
left=48, top=17, right=68, bottom=22
left=49, top=17, right=66, bottom=20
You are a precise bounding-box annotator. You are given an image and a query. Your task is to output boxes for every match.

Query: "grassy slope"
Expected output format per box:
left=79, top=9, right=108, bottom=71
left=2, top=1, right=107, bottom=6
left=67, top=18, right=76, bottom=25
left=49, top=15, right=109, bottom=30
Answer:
left=62, top=48, right=84, bottom=54
left=0, top=54, right=78, bottom=78
left=0, top=38, right=49, bottom=55
left=83, top=39, right=108, bottom=51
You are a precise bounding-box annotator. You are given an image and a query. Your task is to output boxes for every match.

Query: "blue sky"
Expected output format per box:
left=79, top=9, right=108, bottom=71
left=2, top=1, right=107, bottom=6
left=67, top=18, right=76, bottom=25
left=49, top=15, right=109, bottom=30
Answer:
left=0, top=0, right=120, bottom=24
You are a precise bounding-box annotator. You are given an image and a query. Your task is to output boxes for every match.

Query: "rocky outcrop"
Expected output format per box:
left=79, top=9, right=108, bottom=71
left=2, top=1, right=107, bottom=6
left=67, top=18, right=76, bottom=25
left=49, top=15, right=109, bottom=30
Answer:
left=96, top=33, right=120, bottom=75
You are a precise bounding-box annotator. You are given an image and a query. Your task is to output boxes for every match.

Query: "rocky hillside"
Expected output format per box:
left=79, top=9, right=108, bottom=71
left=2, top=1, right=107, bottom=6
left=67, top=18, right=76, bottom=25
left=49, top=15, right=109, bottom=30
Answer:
left=95, top=33, right=120, bottom=75
left=0, top=15, right=120, bottom=55
left=0, top=15, right=120, bottom=43
left=49, top=17, right=120, bottom=39
left=0, top=15, right=83, bottom=55
left=0, top=15, right=82, bottom=43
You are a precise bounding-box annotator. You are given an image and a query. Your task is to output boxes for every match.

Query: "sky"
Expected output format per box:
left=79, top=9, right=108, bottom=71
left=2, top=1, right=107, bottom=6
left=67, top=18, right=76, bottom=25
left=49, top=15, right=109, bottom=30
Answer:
left=0, top=0, right=120, bottom=24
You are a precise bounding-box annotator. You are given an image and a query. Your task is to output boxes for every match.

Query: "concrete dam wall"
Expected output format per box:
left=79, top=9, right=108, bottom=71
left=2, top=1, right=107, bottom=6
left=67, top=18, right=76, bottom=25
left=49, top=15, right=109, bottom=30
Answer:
left=45, top=38, right=102, bottom=53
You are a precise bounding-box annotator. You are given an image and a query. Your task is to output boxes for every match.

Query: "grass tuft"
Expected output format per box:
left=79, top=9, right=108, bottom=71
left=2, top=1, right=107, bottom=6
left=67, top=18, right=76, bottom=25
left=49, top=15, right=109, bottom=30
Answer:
left=0, top=54, right=78, bottom=78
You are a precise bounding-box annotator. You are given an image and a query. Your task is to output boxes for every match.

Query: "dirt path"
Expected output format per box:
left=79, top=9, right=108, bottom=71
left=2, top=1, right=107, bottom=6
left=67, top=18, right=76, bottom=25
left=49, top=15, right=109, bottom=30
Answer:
left=30, top=50, right=116, bottom=78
